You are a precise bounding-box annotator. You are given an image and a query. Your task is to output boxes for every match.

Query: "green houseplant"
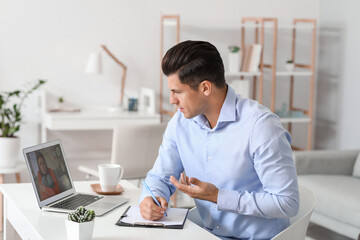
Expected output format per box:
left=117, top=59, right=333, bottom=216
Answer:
left=66, top=206, right=96, bottom=240
left=0, top=79, right=46, bottom=167
left=228, top=45, right=241, bottom=72
left=228, top=45, right=240, bottom=53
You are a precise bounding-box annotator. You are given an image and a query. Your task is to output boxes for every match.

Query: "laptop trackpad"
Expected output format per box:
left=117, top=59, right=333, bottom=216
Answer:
left=91, top=201, right=116, bottom=209
left=89, top=197, right=128, bottom=216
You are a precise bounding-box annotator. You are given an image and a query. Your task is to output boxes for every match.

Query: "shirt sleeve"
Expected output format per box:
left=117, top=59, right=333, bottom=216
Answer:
left=217, top=112, right=300, bottom=218
left=139, top=112, right=184, bottom=203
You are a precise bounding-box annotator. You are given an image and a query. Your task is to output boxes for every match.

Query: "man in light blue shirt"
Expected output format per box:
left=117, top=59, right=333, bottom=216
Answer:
left=139, top=40, right=299, bottom=240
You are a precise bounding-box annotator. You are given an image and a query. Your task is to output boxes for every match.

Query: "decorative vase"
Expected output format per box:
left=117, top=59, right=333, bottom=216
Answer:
left=0, top=137, right=20, bottom=168
left=228, top=52, right=241, bottom=73
left=286, top=63, right=295, bottom=72
left=65, top=220, right=95, bottom=240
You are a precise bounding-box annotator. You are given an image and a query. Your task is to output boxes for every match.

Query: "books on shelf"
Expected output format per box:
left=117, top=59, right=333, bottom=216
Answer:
left=240, top=44, right=262, bottom=72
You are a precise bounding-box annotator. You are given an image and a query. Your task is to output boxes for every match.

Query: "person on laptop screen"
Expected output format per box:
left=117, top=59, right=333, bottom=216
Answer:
left=139, top=41, right=299, bottom=240
left=36, top=152, right=60, bottom=200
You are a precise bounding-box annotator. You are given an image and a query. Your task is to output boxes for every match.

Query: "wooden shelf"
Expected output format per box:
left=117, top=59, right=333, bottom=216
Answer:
left=262, top=69, right=313, bottom=77
left=225, top=71, right=261, bottom=77
left=279, top=117, right=311, bottom=123
left=159, top=15, right=180, bottom=122
left=275, top=71, right=313, bottom=76
left=241, top=24, right=315, bottom=30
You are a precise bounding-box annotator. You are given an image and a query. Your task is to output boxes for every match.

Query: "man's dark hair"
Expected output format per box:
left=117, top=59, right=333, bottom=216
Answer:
left=162, top=40, right=226, bottom=90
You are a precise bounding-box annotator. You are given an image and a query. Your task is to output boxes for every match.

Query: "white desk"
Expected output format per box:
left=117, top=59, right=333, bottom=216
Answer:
left=0, top=181, right=219, bottom=240
left=41, top=107, right=161, bottom=142
left=0, top=163, right=26, bottom=232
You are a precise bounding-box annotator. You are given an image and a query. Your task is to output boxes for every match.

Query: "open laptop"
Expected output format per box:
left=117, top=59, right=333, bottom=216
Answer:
left=23, top=139, right=128, bottom=216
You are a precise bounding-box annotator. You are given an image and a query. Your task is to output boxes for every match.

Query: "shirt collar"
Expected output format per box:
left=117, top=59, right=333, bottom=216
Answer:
left=193, top=85, right=237, bottom=127
left=217, top=85, right=237, bottom=123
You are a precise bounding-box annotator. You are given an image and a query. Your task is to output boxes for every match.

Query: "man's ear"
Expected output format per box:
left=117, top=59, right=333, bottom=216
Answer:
left=200, top=81, right=212, bottom=96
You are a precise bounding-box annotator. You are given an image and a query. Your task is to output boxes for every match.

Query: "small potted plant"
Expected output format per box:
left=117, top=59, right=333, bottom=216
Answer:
left=286, top=60, right=295, bottom=72
left=66, top=206, right=96, bottom=240
left=0, top=79, right=46, bottom=167
left=228, top=45, right=241, bottom=73
left=57, top=96, right=64, bottom=110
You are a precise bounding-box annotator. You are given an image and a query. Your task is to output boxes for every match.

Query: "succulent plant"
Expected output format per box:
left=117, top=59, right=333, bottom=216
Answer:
left=68, top=206, right=95, bottom=223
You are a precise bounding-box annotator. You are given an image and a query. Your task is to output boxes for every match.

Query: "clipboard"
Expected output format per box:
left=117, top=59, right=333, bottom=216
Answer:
left=115, top=206, right=189, bottom=229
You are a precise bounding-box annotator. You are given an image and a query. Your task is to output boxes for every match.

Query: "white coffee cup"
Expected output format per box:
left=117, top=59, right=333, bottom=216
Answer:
left=98, top=164, right=124, bottom=192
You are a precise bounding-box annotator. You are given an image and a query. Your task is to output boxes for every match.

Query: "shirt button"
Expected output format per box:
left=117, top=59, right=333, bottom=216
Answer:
left=207, top=156, right=211, bottom=160
left=216, top=226, right=220, bottom=229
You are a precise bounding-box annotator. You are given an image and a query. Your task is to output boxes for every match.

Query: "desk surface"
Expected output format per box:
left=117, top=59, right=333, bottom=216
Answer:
left=0, top=181, right=219, bottom=240
left=41, top=106, right=161, bottom=142
left=43, top=106, right=161, bottom=131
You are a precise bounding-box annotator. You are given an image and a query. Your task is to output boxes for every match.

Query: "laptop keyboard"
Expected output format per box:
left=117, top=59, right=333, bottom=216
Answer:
left=51, top=194, right=102, bottom=210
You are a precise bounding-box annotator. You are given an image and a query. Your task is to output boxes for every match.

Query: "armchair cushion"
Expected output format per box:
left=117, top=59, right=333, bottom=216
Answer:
left=293, top=150, right=358, bottom=175
left=298, top=175, right=360, bottom=229
left=352, top=153, right=360, bottom=178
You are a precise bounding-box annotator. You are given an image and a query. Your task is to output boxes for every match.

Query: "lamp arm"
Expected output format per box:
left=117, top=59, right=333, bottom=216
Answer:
left=101, top=45, right=127, bottom=105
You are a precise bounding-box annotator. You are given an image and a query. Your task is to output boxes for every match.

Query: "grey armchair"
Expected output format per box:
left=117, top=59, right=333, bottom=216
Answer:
left=293, top=149, right=360, bottom=239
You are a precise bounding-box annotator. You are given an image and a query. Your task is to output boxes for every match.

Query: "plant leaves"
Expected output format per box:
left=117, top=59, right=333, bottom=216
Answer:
left=0, top=79, right=46, bottom=137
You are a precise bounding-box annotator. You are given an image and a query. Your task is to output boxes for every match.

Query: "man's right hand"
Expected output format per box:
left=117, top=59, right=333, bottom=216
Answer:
left=139, top=196, right=168, bottom=221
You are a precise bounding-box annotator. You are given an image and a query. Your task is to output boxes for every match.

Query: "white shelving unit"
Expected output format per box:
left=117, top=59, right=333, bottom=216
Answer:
left=283, top=19, right=317, bottom=150
left=229, top=18, right=317, bottom=150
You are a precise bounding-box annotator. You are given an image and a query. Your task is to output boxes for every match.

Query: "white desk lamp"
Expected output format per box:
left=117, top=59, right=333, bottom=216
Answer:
left=85, top=45, right=127, bottom=112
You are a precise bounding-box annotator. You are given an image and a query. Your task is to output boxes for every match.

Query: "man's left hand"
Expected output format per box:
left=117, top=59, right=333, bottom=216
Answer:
left=169, top=175, right=219, bottom=203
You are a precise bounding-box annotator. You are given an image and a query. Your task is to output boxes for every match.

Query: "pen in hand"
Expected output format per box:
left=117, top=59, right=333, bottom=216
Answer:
left=143, top=181, right=168, bottom=217
left=182, top=171, right=188, bottom=186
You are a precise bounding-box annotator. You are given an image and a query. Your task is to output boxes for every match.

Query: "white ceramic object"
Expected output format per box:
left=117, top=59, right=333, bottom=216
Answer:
left=229, top=79, right=250, bottom=99
left=65, top=220, right=95, bottom=240
left=286, top=63, right=295, bottom=72
left=228, top=52, right=241, bottom=72
left=139, top=88, right=156, bottom=114
left=0, top=137, right=20, bottom=168
left=98, top=163, right=124, bottom=192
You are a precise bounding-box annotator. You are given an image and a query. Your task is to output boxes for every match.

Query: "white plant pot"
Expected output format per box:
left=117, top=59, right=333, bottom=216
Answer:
left=65, top=220, right=95, bottom=240
left=228, top=52, right=241, bottom=73
left=0, top=137, right=20, bottom=168
left=286, top=63, right=295, bottom=72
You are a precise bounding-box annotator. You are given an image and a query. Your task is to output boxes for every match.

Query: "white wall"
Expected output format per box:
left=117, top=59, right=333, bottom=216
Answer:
left=0, top=0, right=320, bottom=158
left=317, top=0, right=360, bottom=149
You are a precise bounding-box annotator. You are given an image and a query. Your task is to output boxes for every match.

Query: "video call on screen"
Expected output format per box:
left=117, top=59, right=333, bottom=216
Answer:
left=27, top=144, right=72, bottom=201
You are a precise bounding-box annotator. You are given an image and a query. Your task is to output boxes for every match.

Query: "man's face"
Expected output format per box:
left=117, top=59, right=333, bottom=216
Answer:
left=167, top=73, right=207, bottom=119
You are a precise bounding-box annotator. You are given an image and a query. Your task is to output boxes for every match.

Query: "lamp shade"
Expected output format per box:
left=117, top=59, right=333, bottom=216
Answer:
left=85, top=53, right=102, bottom=74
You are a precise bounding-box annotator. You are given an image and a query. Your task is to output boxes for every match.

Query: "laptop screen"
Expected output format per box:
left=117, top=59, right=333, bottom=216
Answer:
left=25, top=143, right=72, bottom=202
